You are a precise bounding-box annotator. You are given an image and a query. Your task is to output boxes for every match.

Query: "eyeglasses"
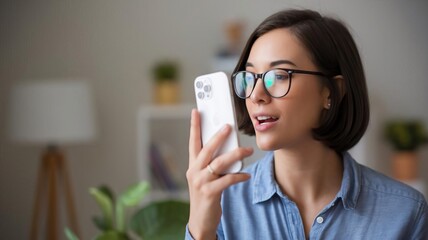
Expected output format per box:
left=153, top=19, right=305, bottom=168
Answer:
left=232, top=68, right=326, bottom=99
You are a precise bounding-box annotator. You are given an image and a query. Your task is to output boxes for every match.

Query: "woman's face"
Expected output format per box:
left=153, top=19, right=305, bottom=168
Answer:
left=245, top=28, right=329, bottom=151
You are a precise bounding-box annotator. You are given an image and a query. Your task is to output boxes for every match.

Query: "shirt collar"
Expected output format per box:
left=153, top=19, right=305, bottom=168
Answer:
left=336, top=152, right=362, bottom=210
left=252, top=152, right=277, bottom=204
left=251, top=151, right=362, bottom=209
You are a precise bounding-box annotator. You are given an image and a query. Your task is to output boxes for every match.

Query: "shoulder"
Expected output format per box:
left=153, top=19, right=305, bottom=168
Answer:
left=359, top=163, right=426, bottom=204
left=352, top=156, right=427, bottom=228
left=342, top=152, right=426, bottom=205
left=341, top=154, right=427, bottom=237
left=356, top=162, right=428, bottom=237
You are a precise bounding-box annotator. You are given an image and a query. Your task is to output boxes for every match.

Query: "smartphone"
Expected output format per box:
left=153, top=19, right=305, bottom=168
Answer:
left=194, top=71, right=243, bottom=174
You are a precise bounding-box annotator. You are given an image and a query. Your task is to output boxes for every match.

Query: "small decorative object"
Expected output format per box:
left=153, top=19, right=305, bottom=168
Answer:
left=218, top=20, right=244, bottom=57
left=213, top=20, right=245, bottom=74
left=152, top=60, right=180, bottom=105
left=384, top=120, right=428, bottom=181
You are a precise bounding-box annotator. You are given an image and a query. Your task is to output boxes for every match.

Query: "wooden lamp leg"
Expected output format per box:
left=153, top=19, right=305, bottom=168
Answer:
left=29, top=146, right=80, bottom=240
left=30, top=154, right=48, bottom=240
left=47, top=151, right=58, bottom=240
left=58, top=153, right=80, bottom=237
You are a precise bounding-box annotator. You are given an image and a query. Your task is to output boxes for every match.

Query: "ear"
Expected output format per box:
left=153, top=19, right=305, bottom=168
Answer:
left=321, top=83, right=331, bottom=109
left=333, top=75, right=346, bottom=100
left=322, top=75, right=346, bottom=110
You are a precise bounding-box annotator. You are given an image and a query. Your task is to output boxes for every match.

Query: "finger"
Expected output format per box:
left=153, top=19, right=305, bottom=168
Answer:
left=202, top=173, right=251, bottom=196
left=196, top=124, right=232, bottom=168
left=208, top=147, right=253, bottom=175
left=189, top=109, right=202, bottom=165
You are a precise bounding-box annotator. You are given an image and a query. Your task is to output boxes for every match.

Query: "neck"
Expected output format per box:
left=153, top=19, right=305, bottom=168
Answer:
left=273, top=141, right=343, bottom=203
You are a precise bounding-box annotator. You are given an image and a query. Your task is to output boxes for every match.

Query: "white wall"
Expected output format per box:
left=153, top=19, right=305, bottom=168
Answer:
left=0, top=0, right=427, bottom=239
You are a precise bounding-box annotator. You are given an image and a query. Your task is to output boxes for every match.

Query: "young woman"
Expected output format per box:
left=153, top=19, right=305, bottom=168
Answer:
left=186, top=9, right=427, bottom=239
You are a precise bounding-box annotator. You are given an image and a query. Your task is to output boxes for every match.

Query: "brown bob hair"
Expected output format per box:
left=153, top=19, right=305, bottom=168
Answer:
left=232, top=9, right=369, bottom=153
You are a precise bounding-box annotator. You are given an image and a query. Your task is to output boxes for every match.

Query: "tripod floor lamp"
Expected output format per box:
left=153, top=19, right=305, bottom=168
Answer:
left=8, top=80, right=96, bottom=240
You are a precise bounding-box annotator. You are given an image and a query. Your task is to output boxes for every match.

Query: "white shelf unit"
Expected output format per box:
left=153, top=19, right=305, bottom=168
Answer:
left=137, top=104, right=194, bottom=201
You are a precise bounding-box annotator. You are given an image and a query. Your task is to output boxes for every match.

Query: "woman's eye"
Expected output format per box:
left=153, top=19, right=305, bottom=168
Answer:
left=275, top=74, right=289, bottom=81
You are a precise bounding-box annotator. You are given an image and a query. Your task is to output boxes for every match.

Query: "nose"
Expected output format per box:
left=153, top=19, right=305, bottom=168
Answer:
left=249, top=77, right=271, bottom=104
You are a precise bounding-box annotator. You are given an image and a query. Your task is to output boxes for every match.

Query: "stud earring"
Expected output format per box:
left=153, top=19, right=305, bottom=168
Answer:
left=327, top=103, right=331, bottom=109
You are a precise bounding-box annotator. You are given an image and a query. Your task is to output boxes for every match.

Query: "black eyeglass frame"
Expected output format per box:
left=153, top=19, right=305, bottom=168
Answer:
left=232, top=68, right=326, bottom=99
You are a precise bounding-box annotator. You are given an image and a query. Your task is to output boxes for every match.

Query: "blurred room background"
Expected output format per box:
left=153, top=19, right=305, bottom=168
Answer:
left=1, top=0, right=427, bottom=239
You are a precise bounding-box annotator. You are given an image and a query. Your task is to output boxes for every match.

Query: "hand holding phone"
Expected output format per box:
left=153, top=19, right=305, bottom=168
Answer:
left=194, top=72, right=243, bottom=174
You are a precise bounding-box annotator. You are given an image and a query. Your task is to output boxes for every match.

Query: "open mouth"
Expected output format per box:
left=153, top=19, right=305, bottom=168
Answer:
left=256, top=116, right=279, bottom=125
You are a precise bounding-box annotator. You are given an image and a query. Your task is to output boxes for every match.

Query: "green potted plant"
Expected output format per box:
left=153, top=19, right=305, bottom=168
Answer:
left=130, top=200, right=190, bottom=240
left=384, top=120, right=428, bottom=181
left=65, top=181, right=190, bottom=240
left=152, top=60, right=180, bottom=105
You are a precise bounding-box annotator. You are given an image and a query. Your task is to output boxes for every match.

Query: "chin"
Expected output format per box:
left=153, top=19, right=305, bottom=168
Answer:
left=255, top=135, right=279, bottom=151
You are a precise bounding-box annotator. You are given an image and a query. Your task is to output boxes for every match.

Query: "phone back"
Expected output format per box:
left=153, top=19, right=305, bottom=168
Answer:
left=194, top=72, right=242, bottom=173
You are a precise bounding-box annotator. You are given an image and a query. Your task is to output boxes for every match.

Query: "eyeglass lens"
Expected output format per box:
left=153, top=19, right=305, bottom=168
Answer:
left=233, top=69, right=290, bottom=98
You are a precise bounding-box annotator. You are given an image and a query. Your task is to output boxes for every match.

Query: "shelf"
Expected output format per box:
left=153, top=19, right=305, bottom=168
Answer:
left=137, top=104, right=193, bottom=202
left=136, top=103, right=264, bottom=202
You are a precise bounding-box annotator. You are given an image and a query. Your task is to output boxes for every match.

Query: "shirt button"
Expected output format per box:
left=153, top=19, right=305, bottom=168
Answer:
left=316, top=216, right=324, bottom=224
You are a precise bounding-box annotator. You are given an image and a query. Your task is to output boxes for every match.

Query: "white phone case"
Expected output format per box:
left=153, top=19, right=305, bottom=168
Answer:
left=194, top=72, right=243, bottom=174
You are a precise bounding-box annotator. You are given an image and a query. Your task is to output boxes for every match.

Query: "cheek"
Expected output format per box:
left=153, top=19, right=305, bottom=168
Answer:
left=285, top=86, right=324, bottom=127
left=245, top=98, right=255, bottom=116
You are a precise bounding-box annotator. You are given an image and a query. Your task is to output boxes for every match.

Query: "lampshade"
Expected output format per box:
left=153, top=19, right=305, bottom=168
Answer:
left=8, top=80, right=96, bottom=145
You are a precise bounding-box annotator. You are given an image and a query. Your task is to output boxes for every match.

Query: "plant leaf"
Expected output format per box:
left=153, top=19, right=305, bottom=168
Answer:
left=98, top=185, right=115, bottom=203
left=64, top=227, right=80, bottom=240
left=119, top=181, right=150, bottom=207
left=116, top=181, right=149, bottom=232
left=93, top=216, right=109, bottom=231
left=115, top=201, right=125, bottom=232
left=94, top=231, right=130, bottom=240
left=130, top=200, right=190, bottom=240
left=89, top=187, right=114, bottom=229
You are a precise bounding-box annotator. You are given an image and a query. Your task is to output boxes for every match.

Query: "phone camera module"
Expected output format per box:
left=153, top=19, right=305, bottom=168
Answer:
left=195, top=78, right=212, bottom=100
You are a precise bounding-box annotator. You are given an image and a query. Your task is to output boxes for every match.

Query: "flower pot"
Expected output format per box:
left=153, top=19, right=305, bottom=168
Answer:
left=392, top=151, right=418, bottom=181
left=154, top=81, right=180, bottom=105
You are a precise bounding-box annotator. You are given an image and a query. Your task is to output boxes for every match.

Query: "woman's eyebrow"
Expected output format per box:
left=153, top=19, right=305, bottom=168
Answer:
left=245, top=60, right=297, bottom=68
left=245, top=62, right=254, bottom=67
left=270, top=60, right=297, bottom=67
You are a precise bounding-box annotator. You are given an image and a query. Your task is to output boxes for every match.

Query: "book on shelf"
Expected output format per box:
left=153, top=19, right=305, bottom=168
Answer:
left=149, top=142, right=184, bottom=191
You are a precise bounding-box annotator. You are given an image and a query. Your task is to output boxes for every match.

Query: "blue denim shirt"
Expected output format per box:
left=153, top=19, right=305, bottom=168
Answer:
left=186, top=152, right=428, bottom=240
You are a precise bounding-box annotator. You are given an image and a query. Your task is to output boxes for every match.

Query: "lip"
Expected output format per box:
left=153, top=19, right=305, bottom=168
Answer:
left=252, top=113, right=279, bottom=132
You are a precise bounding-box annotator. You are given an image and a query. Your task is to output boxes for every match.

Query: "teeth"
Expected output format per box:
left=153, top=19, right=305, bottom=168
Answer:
left=256, top=116, right=277, bottom=120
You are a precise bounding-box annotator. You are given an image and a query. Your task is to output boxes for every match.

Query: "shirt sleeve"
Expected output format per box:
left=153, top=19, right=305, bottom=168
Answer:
left=410, top=200, right=428, bottom=240
left=185, top=224, right=195, bottom=240
left=185, top=223, right=223, bottom=240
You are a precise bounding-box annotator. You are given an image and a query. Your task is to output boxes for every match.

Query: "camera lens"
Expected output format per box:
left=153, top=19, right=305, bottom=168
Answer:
left=204, top=85, right=211, bottom=92
left=197, top=92, right=204, bottom=99
left=196, top=81, right=203, bottom=89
